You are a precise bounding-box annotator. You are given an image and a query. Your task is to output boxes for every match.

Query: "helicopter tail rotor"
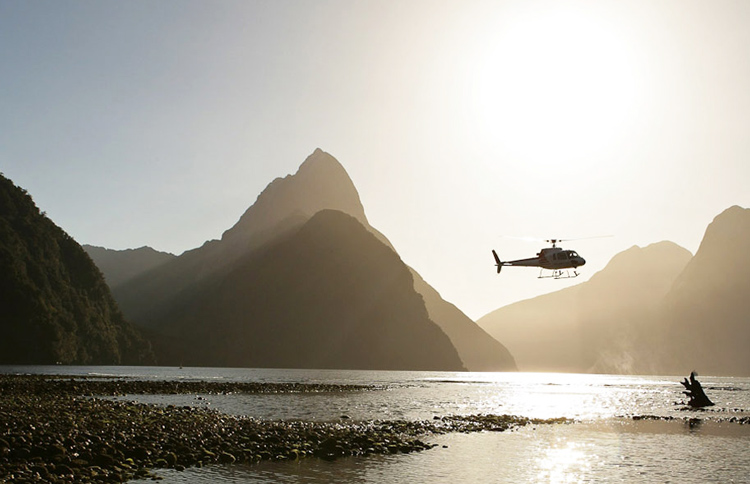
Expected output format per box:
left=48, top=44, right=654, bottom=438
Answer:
left=492, top=250, right=502, bottom=273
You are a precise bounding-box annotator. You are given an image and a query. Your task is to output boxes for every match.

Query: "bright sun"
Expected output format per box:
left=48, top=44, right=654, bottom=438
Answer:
left=468, top=6, right=640, bottom=167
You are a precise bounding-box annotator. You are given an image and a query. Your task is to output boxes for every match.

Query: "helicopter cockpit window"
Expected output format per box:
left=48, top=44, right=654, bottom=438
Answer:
left=569, top=251, right=579, bottom=258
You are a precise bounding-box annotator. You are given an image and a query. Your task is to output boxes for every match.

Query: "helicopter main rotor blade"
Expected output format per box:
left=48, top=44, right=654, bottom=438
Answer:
left=503, top=235, right=612, bottom=242
left=554, top=235, right=613, bottom=242
left=501, top=235, right=545, bottom=242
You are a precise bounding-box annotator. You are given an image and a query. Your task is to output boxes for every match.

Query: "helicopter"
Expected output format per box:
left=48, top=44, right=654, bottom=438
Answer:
left=492, top=238, right=587, bottom=279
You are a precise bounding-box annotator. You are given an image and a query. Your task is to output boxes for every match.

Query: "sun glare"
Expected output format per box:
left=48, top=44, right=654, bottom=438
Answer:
left=538, top=440, right=593, bottom=483
left=469, top=7, right=639, bottom=167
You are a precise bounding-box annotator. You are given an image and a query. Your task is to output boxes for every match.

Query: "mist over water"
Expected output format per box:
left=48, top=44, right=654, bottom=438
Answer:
left=5, top=366, right=749, bottom=483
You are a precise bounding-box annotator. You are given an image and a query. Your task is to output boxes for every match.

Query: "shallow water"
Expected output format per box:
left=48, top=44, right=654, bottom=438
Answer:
left=136, top=422, right=750, bottom=484
left=4, top=366, right=749, bottom=483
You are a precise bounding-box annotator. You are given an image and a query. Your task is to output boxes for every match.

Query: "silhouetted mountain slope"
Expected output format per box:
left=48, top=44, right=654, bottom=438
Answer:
left=359, top=221, right=515, bottom=370
left=412, top=274, right=516, bottom=371
left=115, top=149, right=355, bottom=327
left=577, top=241, right=694, bottom=374
left=113, top=149, right=514, bottom=371
left=479, top=285, right=584, bottom=373
left=658, top=206, right=750, bottom=376
left=0, top=173, right=154, bottom=365
left=478, top=242, right=692, bottom=373
left=113, top=239, right=233, bottom=327
left=149, top=210, right=465, bottom=370
left=83, top=245, right=175, bottom=288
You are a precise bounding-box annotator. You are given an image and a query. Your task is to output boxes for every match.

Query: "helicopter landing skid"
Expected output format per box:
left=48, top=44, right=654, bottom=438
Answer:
left=538, top=269, right=579, bottom=279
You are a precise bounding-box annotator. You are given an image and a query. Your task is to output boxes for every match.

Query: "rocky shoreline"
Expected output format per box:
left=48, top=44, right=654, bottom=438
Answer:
left=0, top=375, right=565, bottom=483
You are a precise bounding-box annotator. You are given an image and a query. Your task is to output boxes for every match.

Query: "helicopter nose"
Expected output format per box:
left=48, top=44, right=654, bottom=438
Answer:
left=578, top=257, right=586, bottom=266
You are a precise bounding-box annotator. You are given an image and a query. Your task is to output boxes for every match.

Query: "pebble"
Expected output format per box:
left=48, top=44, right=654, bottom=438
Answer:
left=0, top=374, right=567, bottom=483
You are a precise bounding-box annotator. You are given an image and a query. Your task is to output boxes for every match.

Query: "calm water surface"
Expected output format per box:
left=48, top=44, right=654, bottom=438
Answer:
left=4, top=366, right=749, bottom=483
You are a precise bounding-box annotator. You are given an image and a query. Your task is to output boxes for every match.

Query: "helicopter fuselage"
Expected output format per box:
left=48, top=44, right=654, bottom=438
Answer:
left=492, top=247, right=586, bottom=272
left=535, top=247, right=586, bottom=270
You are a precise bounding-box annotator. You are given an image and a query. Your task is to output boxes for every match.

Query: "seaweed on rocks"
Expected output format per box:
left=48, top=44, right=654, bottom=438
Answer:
left=0, top=373, right=379, bottom=397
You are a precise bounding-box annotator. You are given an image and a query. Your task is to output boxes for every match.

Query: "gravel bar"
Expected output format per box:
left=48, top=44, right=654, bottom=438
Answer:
left=0, top=374, right=567, bottom=483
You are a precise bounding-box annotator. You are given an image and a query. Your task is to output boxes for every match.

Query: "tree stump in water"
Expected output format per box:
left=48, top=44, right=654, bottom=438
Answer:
left=680, top=372, right=714, bottom=408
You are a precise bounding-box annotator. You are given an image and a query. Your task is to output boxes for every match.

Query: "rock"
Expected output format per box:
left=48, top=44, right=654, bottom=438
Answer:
left=54, top=464, right=75, bottom=476
left=13, top=447, right=31, bottom=459
left=94, top=452, right=115, bottom=467
left=29, top=464, right=49, bottom=478
left=0, top=374, right=573, bottom=482
left=130, top=446, right=150, bottom=460
left=163, top=452, right=177, bottom=466
left=218, top=452, right=236, bottom=464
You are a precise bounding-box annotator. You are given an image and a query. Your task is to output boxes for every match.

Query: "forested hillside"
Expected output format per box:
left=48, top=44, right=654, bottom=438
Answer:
left=0, top=173, right=154, bottom=365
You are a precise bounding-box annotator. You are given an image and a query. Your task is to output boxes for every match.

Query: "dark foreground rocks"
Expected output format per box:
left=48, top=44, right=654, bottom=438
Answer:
left=0, top=375, right=566, bottom=483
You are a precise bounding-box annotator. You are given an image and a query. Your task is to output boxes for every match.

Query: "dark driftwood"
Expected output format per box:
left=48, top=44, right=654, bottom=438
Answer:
left=680, top=372, right=714, bottom=408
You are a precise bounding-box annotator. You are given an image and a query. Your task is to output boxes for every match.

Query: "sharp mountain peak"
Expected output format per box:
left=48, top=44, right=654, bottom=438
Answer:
left=221, top=149, right=368, bottom=247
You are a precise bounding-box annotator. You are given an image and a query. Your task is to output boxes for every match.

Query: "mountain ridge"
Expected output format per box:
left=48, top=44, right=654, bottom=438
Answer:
left=479, top=206, right=750, bottom=376
left=110, top=149, right=514, bottom=371
left=83, top=245, right=176, bottom=288
left=656, top=205, right=750, bottom=375
left=148, top=209, right=466, bottom=370
left=221, top=149, right=368, bottom=252
left=478, top=241, right=693, bottom=373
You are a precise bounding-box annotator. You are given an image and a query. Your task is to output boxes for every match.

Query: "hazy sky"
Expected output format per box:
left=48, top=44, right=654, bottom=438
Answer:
left=2, top=0, right=749, bottom=320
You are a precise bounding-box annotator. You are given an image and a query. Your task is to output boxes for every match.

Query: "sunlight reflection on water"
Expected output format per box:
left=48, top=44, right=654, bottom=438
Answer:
left=537, top=440, right=591, bottom=483
left=122, top=371, right=750, bottom=484
left=130, top=421, right=750, bottom=484
left=110, top=371, right=686, bottom=423
left=4, top=367, right=748, bottom=483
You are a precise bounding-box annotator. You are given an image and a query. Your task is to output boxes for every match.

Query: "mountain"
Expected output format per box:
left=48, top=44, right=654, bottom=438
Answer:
left=657, top=206, right=750, bottom=376
left=477, top=241, right=692, bottom=373
left=220, top=148, right=368, bottom=254
left=0, top=173, right=154, bottom=365
left=113, top=149, right=367, bottom=327
left=112, top=149, right=513, bottom=370
left=576, top=241, right=694, bottom=374
left=477, top=285, right=584, bottom=373
left=83, top=245, right=175, bottom=288
left=411, top=273, right=515, bottom=371
left=147, top=210, right=465, bottom=369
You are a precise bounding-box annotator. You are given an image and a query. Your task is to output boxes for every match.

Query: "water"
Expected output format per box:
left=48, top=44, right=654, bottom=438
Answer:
left=4, top=366, right=750, bottom=483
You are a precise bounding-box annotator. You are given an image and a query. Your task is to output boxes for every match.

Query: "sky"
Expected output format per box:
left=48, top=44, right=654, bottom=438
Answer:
left=2, top=0, right=749, bottom=320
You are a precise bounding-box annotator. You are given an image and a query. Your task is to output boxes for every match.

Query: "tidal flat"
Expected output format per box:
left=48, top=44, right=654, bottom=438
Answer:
left=0, top=374, right=563, bottom=483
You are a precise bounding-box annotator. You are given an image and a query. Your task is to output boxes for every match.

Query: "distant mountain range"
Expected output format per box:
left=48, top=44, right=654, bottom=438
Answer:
left=83, top=245, right=176, bottom=288
left=0, top=173, right=154, bottom=365
left=11, top=146, right=745, bottom=375
left=478, top=206, right=750, bottom=376
left=88, top=149, right=516, bottom=371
